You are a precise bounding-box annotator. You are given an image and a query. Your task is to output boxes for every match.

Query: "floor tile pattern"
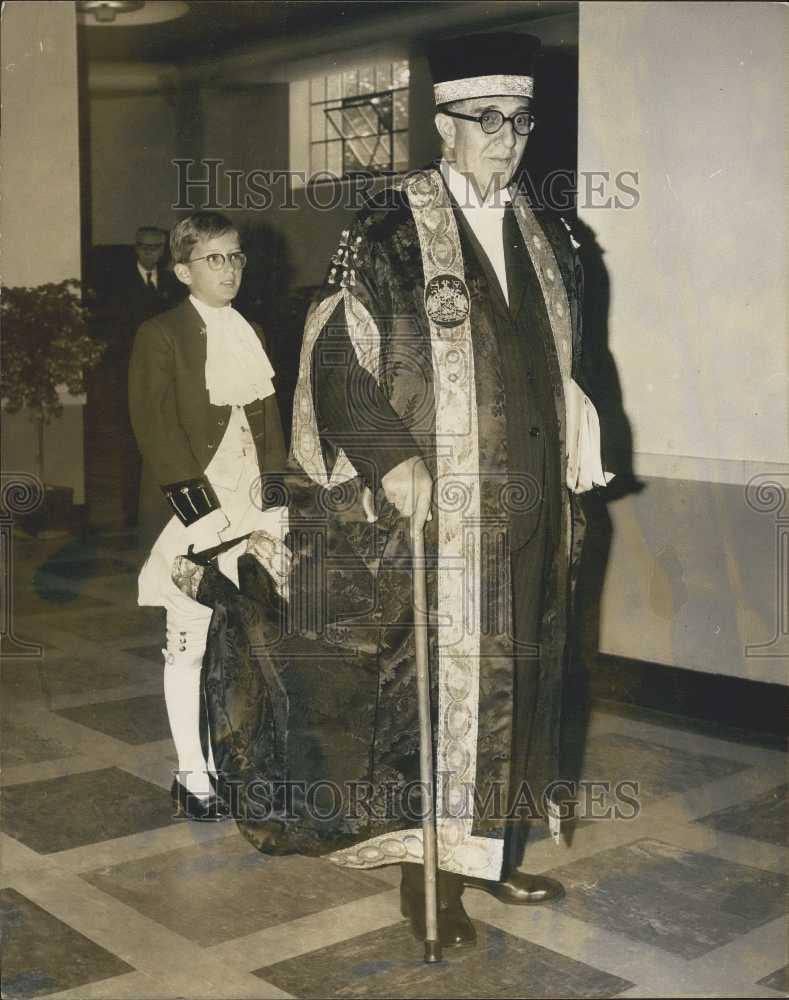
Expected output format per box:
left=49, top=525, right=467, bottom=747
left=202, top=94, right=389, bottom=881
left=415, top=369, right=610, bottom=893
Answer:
left=696, top=783, right=789, bottom=847
left=1, top=532, right=787, bottom=999
left=2, top=767, right=177, bottom=854
left=55, top=694, right=171, bottom=745
left=0, top=888, right=133, bottom=999
left=545, top=837, right=787, bottom=959
left=81, top=840, right=396, bottom=947
left=254, top=920, right=634, bottom=998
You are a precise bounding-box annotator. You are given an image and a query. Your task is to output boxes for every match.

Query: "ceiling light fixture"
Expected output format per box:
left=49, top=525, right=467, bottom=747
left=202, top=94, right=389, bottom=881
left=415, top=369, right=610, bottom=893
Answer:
left=76, top=1, right=189, bottom=27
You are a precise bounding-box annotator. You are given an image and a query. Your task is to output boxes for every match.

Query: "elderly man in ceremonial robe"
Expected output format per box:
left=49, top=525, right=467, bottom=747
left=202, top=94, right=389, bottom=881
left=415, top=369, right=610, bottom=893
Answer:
left=297, top=31, right=610, bottom=946
left=176, top=32, right=610, bottom=951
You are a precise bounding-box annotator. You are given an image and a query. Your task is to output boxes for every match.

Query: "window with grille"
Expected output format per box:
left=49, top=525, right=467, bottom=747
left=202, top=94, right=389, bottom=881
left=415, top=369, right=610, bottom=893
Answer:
left=308, top=59, right=409, bottom=179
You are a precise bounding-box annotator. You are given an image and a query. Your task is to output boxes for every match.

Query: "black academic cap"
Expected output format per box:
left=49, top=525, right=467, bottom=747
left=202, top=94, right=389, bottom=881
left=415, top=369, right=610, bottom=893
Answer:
left=428, top=32, right=541, bottom=105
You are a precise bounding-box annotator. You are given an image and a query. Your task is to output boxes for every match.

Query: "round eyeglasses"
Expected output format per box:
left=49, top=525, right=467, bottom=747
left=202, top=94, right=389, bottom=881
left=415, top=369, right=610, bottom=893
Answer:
left=442, top=109, right=535, bottom=137
left=188, top=251, right=247, bottom=271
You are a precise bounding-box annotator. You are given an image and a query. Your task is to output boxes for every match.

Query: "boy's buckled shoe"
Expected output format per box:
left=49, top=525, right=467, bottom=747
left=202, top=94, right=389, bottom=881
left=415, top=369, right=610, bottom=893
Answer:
left=171, top=778, right=230, bottom=822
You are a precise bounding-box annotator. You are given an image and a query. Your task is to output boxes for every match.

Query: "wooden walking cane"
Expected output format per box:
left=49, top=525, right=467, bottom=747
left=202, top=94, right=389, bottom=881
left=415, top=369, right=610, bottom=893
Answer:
left=410, top=518, right=442, bottom=964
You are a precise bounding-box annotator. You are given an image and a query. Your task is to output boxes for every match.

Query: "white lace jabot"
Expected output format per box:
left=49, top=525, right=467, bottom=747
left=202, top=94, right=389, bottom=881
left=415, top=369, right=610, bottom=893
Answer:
left=190, top=295, right=275, bottom=406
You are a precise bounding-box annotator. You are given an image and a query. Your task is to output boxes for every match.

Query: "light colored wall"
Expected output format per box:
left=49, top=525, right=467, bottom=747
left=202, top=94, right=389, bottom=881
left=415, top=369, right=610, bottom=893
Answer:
left=1, top=1, right=85, bottom=502
left=1, top=1, right=82, bottom=286
left=198, top=84, right=293, bottom=264
left=578, top=1, right=787, bottom=476
left=578, top=2, right=788, bottom=683
left=89, top=92, right=179, bottom=244
left=596, top=477, right=787, bottom=685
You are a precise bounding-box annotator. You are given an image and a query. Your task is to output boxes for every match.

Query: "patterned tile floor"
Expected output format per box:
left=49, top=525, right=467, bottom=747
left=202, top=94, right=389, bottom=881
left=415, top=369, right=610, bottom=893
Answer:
left=1, top=531, right=787, bottom=999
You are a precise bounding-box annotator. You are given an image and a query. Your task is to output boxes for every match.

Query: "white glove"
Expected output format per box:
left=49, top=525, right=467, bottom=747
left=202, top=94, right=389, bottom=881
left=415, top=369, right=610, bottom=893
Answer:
left=565, top=379, right=615, bottom=493
left=380, top=455, right=433, bottom=528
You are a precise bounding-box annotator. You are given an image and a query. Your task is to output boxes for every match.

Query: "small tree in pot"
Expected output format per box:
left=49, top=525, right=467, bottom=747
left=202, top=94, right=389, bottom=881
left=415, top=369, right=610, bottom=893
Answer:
left=1, top=280, right=106, bottom=534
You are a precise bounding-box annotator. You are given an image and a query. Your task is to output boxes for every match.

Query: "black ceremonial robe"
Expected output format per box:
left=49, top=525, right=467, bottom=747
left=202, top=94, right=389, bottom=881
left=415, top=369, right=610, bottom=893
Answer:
left=190, top=168, right=590, bottom=880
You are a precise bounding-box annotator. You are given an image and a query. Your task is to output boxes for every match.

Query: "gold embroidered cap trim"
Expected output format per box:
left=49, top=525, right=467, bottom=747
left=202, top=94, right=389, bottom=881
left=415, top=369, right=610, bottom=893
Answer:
left=434, top=74, right=534, bottom=105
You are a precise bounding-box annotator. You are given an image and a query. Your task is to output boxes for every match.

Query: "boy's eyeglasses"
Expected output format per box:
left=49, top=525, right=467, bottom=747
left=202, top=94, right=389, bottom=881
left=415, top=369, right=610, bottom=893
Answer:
left=441, top=109, right=535, bottom=136
left=188, top=251, right=247, bottom=271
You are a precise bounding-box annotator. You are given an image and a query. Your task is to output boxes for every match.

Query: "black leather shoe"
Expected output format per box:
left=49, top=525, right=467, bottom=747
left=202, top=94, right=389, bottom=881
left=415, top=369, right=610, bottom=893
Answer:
left=400, top=864, right=476, bottom=948
left=171, top=778, right=230, bottom=822
left=464, top=871, right=565, bottom=905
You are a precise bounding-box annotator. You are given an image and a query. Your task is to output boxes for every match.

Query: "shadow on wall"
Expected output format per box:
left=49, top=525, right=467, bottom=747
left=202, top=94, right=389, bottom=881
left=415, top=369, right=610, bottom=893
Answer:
left=572, top=213, right=642, bottom=678
left=518, top=48, right=579, bottom=213
left=518, top=58, right=642, bottom=721
left=561, top=215, right=642, bottom=806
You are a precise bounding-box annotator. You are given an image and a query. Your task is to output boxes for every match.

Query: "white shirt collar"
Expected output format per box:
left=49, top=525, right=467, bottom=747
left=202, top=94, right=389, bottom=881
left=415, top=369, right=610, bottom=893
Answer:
left=440, top=159, right=512, bottom=212
left=438, top=159, right=511, bottom=304
left=137, top=261, right=158, bottom=287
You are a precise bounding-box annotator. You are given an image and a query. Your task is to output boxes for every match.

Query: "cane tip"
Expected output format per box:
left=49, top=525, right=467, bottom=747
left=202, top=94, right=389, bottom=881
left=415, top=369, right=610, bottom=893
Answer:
left=424, top=940, right=443, bottom=963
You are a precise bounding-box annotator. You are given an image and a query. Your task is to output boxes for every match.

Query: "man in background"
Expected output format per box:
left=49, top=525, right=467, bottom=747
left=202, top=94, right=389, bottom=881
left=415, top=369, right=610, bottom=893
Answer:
left=87, top=226, right=183, bottom=528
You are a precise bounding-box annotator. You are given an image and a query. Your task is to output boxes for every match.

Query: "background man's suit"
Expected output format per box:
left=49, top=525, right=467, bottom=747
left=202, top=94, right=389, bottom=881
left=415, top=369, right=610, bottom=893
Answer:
left=87, top=246, right=185, bottom=525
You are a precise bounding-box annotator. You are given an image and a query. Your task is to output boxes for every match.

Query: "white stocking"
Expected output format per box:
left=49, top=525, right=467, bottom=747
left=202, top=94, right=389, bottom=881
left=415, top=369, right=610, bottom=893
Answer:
left=163, top=620, right=213, bottom=798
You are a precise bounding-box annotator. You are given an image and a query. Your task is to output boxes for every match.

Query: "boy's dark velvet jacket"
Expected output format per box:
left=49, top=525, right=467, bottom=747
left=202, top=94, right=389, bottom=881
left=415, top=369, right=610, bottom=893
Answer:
left=128, top=297, right=287, bottom=543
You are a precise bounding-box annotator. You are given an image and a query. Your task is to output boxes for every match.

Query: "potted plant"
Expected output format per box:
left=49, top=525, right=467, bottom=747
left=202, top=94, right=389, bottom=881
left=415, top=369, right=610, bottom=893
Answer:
left=1, top=280, right=106, bottom=535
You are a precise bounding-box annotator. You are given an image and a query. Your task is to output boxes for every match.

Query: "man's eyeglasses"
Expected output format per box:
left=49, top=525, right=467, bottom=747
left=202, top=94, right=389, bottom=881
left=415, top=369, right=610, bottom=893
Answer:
left=442, top=109, right=536, bottom=137
left=188, top=251, right=247, bottom=271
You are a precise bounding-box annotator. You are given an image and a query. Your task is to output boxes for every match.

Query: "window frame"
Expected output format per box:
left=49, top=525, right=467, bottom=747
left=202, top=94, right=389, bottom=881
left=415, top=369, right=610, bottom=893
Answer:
left=305, top=59, right=410, bottom=183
